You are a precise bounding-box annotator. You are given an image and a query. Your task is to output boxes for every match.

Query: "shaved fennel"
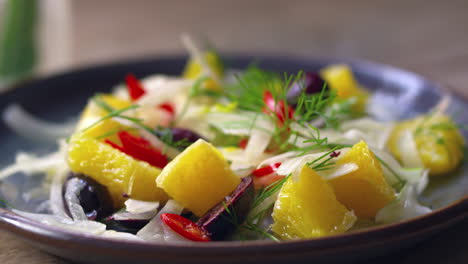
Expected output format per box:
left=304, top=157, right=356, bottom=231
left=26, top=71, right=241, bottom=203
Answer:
left=3, top=104, right=75, bottom=143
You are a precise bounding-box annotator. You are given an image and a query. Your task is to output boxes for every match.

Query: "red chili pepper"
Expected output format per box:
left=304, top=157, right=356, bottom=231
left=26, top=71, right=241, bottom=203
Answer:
left=253, top=173, right=285, bottom=189
left=160, top=213, right=211, bottom=242
left=158, top=102, right=175, bottom=116
left=104, top=139, right=125, bottom=152
left=238, top=138, right=248, bottom=149
left=105, top=131, right=168, bottom=168
left=125, top=73, right=146, bottom=101
left=252, top=162, right=282, bottom=177
left=262, top=91, right=294, bottom=126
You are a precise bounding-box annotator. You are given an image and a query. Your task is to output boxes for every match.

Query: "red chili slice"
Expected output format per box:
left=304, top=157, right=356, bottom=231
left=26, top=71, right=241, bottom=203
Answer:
left=238, top=138, right=248, bottom=149
left=105, top=131, right=168, bottom=168
left=160, top=213, right=211, bottom=242
left=125, top=73, right=146, bottom=101
left=262, top=91, right=294, bottom=126
left=252, top=162, right=282, bottom=177
left=158, top=102, right=175, bottom=116
left=104, top=139, right=125, bottom=152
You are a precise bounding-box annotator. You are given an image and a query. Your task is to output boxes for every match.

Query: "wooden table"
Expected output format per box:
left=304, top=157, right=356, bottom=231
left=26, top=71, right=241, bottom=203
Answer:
left=1, top=0, right=467, bottom=263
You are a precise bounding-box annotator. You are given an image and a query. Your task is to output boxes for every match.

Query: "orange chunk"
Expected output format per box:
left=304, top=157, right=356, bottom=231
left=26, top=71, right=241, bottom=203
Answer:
left=272, top=166, right=356, bottom=239
left=388, top=114, right=465, bottom=175
left=75, top=94, right=133, bottom=141
left=67, top=132, right=168, bottom=207
left=329, top=141, right=396, bottom=219
left=320, top=64, right=369, bottom=113
left=156, top=139, right=240, bottom=216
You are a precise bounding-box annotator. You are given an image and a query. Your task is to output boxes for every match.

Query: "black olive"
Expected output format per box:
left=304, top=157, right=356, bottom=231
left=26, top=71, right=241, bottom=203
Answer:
left=62, top=173, right=114, bottom=221
left=102, top=217, right=149, bottom=234
left=287, top=72, right=328, bottom=106
left=155, top=127, right=205, bottom=150
left=197, top=177, right=254, bottom=240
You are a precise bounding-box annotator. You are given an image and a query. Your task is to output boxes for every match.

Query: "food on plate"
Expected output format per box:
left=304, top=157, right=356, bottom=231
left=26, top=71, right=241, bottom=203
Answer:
left=67, top=132, right=168, bottom=207
left=328, top=141, right=396, bottom=219
left=387, top=113, right=465, bottom=175
left=272, top=166, right=356, bottom=239
left=0, top=36, right=465, bottom=243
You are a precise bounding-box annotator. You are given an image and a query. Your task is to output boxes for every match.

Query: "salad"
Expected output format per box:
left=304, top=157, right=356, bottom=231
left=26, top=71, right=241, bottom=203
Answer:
left=0, top=36, right=465, bottom=243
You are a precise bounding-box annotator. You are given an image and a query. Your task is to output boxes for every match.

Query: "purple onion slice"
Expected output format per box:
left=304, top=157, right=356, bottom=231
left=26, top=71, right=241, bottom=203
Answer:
left=196, top=177, right=254, bottom=240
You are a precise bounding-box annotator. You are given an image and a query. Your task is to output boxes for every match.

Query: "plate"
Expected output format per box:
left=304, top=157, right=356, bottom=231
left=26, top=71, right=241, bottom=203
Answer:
left=0, top=55, right=467, bottom=264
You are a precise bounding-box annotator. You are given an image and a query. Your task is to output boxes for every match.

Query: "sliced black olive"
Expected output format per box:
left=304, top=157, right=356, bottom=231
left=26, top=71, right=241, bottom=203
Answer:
left=62, top=173, right=114, bottom=221
left=196, top=177, right=254, bottom=240
left=170, top=127, right=205, bottom=143
left=287, top=72, right=328, bottom=106
left=103, top=217, right=149, bottom=234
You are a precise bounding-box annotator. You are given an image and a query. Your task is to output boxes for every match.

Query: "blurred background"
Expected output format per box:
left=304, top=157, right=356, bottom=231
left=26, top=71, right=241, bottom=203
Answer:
left=1, top=0, right=468, bottom=95
left=0, top=0, right=467, bottom=263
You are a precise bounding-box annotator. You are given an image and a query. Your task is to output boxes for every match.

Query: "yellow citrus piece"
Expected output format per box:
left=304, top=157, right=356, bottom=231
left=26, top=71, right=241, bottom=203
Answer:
left=75, top=94, right=133, bottom=141
left=388, top=114, right=465, bottom=175
left=320, top=64, right=369, bottom=113
left=329, top=141, right=396, bottom=219
left=272, top=166, right=356, bottom=239
left=156, top=139, right=240, bottom=216
left=67, top=132, right=168, bottom=208
left=183, top=51, right=224, bottom=92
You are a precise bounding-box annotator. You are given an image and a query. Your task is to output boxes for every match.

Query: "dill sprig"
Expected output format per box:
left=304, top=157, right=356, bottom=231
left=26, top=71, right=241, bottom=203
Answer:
left=222, top=65, right=359, bottom=156
left=375, top=156, right=406, bottom=190
left=85, top=95, right=154, bottom=135
left=81, top=103, right=140, bottom=134
left=251, top=175, right=290, bottom=209
left=154, top=126, right=192, bottom=150
left=225, top=64, right=282, bottom=112
left=95, top=127, right=139, bottom=140
left=88, top=96, right=194, bottom=156
left=306, top=146, right=342, bottom=171
left=224, top=175, right=290, bottom=241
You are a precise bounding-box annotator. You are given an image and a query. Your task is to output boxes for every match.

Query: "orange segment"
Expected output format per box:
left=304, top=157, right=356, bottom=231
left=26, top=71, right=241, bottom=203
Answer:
left=272, top=166, right=356, bottom=239
left=67, top=132, right=168, bottom=207
left=156, top=139, right=240, bottom=216
left=329, top=141, right=396, bottom=219
left=320, top=64, right=369, bottom=113
left=75, top=94, right=133, bottom=141
left=388, top=114, right=465, bottom=175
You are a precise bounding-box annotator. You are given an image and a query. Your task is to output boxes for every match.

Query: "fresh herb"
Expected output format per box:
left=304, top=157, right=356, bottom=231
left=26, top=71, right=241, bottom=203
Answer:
left=225, top=64, right=282, bottom=112
left=224, top=175, right=290, bottom=241
left=306, top=146, right=343, bottom=172
left=246, top=175, right=290, bottom=241
left=81, top=103, right=140, bottom=134
left=374, top=155, right=406, bottom=190
left=154, top=126, right=192, bottom=150
left=241, top=222, right=280, bottom=242
left=85, top=96, right=159, bottom=140
left=95, top=127, right=139, bottom=140
left=89, top=96, right=156, bottom=136
left=173, top=76, right=213, bottom=125
left=222, top=65, right=358, bottom=156
left=254, top=176, right=289, bottom=208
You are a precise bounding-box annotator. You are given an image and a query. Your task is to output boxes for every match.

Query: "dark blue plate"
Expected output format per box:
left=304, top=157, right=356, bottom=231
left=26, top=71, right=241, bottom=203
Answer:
left=0, top=55, right=467, bottom=264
